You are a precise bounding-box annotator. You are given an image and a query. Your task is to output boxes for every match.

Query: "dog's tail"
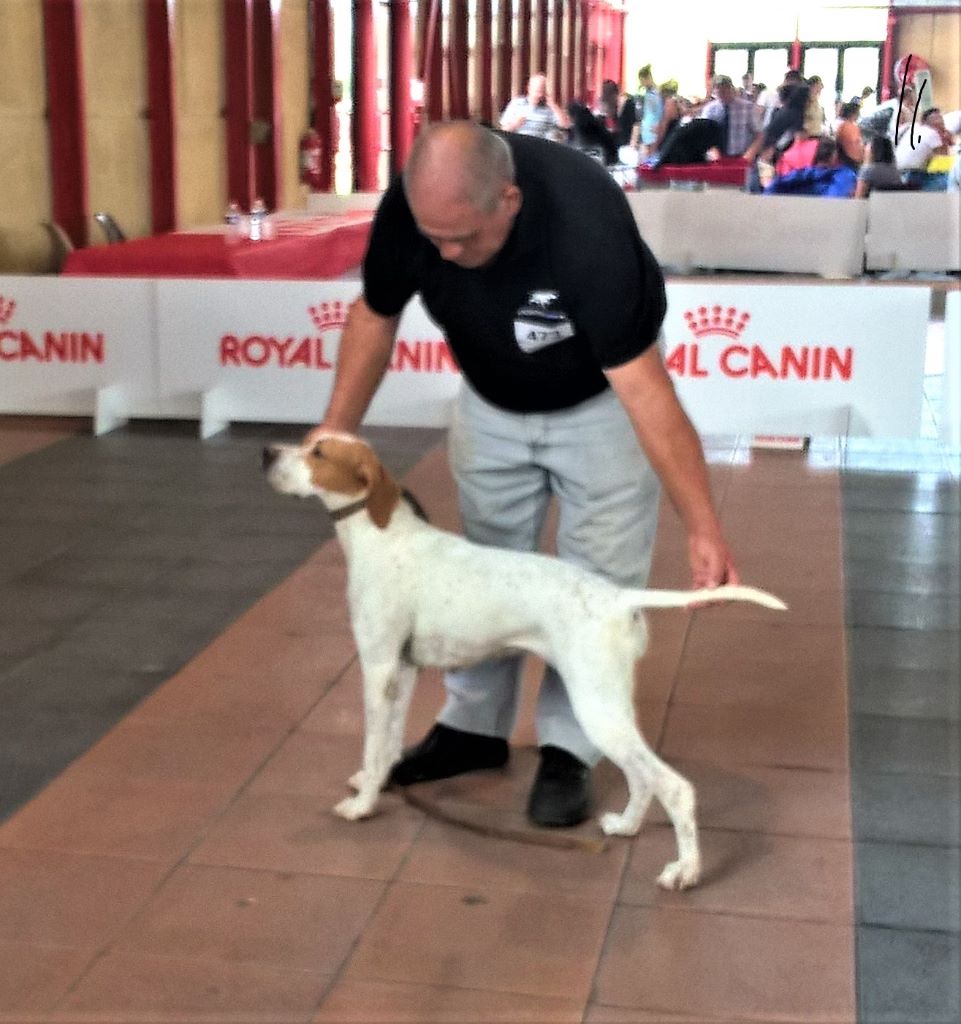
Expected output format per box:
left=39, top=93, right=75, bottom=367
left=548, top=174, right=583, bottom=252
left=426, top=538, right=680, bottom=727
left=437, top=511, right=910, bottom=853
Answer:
left=628, top=585, right=787, bottom=613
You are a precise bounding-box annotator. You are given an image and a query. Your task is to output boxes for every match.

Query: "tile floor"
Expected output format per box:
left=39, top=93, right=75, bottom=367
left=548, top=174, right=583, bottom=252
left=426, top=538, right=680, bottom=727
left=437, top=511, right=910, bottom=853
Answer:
left=0, top=322, right=957, bottom=1022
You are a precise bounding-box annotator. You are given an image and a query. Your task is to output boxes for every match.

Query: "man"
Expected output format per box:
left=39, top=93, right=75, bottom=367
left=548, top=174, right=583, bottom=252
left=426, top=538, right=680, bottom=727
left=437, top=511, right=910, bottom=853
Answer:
left=701, top=74, right=759, bottom=157
left=500, top=72, right=569, bottom=141
left=896, top=107, right=952, bottom=190
left=307, top=122, right=738, bottom=828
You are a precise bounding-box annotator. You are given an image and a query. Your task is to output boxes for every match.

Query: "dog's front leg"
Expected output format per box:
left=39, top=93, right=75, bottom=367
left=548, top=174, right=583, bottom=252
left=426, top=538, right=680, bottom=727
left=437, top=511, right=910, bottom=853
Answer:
left=347, top=663, right=416, bottom=793
left=334, top=661, right=404, bottom=821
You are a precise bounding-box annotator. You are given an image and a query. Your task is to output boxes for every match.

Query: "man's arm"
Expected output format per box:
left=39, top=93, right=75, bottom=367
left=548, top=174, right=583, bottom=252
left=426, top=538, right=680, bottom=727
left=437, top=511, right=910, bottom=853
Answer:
left=307, top=295, right=400, bottom=439
left=605, top=344, right=739, bottom=588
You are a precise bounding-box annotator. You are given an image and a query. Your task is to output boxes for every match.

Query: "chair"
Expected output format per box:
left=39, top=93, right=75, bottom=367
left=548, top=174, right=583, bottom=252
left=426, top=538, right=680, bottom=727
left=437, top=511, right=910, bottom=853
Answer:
left=93, top=211, right=127, bottom=244
left=41, top=221, right=75, bottom=273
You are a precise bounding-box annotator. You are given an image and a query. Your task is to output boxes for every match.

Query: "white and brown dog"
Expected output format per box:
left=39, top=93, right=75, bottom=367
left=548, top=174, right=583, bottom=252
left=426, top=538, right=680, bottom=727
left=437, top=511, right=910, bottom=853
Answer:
left=263, top=432, right=786, bottom=890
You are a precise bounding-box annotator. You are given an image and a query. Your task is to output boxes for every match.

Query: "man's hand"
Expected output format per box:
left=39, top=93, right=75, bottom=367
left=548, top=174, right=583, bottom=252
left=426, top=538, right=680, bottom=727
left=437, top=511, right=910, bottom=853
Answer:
left=688, top=528, right=740, bottom=590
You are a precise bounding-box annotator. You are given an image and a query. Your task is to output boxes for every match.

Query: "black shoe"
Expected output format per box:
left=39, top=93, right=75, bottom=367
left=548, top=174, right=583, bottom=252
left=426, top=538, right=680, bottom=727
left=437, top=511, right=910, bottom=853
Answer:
left=526, top=746, right=592, bottom=828
left=388, top=723, right=509, bottom=786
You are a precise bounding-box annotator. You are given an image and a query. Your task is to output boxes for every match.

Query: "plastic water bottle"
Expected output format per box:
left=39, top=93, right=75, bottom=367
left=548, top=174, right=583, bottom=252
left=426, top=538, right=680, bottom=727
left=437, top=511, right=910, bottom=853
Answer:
left=224, top=200, right=244, bottom=242
left=248, top=197, right=268, bottom=241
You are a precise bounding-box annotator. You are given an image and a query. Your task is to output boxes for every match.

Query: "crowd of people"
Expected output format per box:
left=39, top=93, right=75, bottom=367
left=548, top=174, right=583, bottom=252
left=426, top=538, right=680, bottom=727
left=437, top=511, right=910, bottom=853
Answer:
left=498, top=67, right=961, bottom=197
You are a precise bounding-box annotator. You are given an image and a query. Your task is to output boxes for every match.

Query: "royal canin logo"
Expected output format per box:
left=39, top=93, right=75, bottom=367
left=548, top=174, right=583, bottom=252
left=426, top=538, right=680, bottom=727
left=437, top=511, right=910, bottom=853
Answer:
left=667, top=304, right=853, bottom=382
left=220, top=302, right=459, bottom=374
left=0, top=294, right=105, bottom=364
left=684, top=305, right=751, bottom=340
left=308, top=301, right=348, bottom=333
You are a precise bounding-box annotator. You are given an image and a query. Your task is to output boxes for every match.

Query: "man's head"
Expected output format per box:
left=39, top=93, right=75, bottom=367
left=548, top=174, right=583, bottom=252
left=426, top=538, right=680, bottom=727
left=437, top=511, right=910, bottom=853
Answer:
left=713, top=75, right=735, bottom=103
left=638, top=64, right=654, bottom=88
left=526, top=73, right=548, bottom=106
left=403, top=121, right=522, bottom=269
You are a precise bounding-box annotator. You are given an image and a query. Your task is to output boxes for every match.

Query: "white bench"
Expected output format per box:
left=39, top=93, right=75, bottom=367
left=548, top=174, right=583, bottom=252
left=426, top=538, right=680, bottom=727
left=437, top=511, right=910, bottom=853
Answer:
left=865, top=191, right=961, bottom=273
left=627, top=191, right=868, bottom=279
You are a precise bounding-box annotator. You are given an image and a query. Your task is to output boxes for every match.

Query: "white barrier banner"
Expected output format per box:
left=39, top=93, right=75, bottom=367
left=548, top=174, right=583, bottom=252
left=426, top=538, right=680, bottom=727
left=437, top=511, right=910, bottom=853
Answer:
left=942, top=291, right=960, bottom=452
left=662, top=283, right=929, bottom=436
left=0, top=275, right=156, bottom=415
left=156, top=279, right=460, bottom=427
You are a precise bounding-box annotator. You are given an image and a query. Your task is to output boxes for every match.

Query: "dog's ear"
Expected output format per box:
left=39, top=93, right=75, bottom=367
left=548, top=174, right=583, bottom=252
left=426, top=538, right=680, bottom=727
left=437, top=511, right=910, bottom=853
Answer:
left=354, top=448, right=401, bottom=529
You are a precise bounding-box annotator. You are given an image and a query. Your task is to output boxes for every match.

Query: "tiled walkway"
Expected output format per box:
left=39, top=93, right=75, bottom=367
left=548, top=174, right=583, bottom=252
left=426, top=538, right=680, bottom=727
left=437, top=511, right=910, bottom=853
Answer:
left=0, top=384, right=957, bottom=1021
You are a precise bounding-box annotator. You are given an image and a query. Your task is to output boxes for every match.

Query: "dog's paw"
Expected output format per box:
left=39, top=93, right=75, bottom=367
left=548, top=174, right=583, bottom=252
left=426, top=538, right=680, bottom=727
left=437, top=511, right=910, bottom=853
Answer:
left=333, top=795, right=375, bottom=821
left=348, top=770, right=366, bottom=792
left=600, top=811, right=641, bottom=837
left=656, top=858, right=701, bottom=891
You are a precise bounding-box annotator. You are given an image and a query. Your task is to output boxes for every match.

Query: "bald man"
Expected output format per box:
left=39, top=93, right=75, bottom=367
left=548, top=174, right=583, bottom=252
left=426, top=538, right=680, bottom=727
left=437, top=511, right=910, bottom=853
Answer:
left=308, top=122, right=738, bottom=829
left=500, top=73, right=569, bottom=140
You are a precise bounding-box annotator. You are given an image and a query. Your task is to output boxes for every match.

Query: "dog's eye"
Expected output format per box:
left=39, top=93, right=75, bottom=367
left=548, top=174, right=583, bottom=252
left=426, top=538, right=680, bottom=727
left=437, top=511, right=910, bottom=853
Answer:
left=312, top=444, right=324, bottom=459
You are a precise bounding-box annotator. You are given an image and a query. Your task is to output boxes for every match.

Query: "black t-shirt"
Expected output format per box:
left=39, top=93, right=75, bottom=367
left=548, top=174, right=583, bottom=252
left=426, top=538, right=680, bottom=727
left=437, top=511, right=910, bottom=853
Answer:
left=362, top=132, right=666, bottom=413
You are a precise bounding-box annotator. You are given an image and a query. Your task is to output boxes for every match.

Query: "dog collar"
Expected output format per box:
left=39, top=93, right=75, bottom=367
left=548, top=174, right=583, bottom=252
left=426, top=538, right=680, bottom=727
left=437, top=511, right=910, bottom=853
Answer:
left=328, top=497, right=368, bottom=522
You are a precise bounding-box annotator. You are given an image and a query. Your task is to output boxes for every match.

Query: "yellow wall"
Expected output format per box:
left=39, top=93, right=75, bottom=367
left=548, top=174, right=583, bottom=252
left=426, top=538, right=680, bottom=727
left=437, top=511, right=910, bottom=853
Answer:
left=174, top=0, right=226, bottom=228
left=81, top=0, right=152, bottom=245
left=0, top=0, right=53, bottom=273
left=278, top=0, right=311, bottom=210
left=896, top=12, right=961, bottom=113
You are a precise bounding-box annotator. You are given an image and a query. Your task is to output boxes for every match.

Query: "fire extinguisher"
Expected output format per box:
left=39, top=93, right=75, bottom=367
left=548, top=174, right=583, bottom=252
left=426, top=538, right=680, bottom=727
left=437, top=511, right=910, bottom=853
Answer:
left=299, top=128, right=324, bottom=192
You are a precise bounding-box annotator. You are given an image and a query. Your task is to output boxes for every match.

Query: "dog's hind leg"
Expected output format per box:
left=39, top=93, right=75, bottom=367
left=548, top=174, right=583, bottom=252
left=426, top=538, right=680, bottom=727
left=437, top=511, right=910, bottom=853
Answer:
left=561, top=654, right=701, bottom=890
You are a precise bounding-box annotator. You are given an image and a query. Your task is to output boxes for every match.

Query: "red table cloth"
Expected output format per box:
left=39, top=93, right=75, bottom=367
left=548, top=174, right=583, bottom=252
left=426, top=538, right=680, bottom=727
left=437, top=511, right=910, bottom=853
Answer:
left=63, top=211, right=373, bottom=279
left=636, top=157, right=750, bottom=187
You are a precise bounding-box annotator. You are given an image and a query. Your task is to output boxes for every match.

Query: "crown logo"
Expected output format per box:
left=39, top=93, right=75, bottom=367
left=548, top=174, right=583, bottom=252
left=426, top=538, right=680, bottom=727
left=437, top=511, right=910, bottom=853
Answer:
left=0, top=296, right=16, bottom=325
left=684, top=305, right=750, bottom=340
left=308, top=301, right=348, bottom=332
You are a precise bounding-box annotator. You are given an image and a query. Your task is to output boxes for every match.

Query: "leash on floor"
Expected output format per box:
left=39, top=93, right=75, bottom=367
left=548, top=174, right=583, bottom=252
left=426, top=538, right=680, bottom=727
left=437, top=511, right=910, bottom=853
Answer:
left=397, top=786, right=610, bottom=854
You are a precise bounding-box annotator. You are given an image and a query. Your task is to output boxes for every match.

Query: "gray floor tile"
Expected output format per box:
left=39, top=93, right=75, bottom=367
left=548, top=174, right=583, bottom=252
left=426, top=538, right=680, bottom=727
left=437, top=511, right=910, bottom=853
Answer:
left=844, top=556, right=961, bottom=596
left=852, top=716, right=960, bottom=777
left=857, top=925, right=960, bottom=1022
left=842, top=474, right=961, bottom=515
left=857, top=842, right=961, bottom=933
left=851, top=772, right=961, bottom=846
left=848, top=627, right=960, bottom=674
left=850, top=664, right=961, bottom=721
left=845, top=590, right=961, bottom=631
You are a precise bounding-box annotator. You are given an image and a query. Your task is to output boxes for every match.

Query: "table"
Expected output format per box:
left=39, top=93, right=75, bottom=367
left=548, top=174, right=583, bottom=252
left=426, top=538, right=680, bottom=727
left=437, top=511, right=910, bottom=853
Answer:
left=62, top=211, right=373, bottom=279
left=637, top=157, right=749, bottom=188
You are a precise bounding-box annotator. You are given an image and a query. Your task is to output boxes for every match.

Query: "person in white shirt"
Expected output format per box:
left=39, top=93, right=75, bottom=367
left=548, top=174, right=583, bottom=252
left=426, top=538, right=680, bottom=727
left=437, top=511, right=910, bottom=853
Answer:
left=896, top=107, right=951, bottom=189
left=500, top=73, right=570, bottom=141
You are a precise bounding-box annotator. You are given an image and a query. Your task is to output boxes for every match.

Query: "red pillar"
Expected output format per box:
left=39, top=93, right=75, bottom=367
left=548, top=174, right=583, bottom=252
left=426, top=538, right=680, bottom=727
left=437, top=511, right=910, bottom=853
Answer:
left=224, top=0, right=253, bottom=207
left=250, top=0, right=280, bottom=209
left=420, top=0, right=443, bottom=123
left=577, top=1, right=589, bottom=102
left=352, top=0, right=379, bottom=190
left=880, top=7, right=898, bottom=100
left=790, top=38, right=802, bottom=71
left=705, top=40, right=715, bottom=95
left=389, top=0, right=413, bottom=176
left=564, top=0, right=576, bottom=103
left=477, top=0, right=494, bottom=123
left=42, top=0, right=88, bottom=245
left=497, top=0, right=514, bottom=112
left=535, top=0, right=548, bottom=80
left=311, top=0, right=335, bottom=193
left=145, top=0, right=176, bottom=232
left=449, top=0, right=469, bottom=118
left=551, top=0, right=565, bottom=102
left=518, top=0, right=531, bottom=82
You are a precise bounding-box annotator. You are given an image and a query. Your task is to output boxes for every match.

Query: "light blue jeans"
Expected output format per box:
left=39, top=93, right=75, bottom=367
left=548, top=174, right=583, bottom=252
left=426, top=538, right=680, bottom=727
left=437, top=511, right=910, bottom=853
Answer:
left=439, top=383, right=661, bottom=765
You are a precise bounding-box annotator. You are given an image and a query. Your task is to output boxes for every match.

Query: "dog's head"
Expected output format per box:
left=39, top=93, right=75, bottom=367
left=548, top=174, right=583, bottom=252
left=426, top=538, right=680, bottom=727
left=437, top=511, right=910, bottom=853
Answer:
left=262, top=432, right=401, bottom=529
